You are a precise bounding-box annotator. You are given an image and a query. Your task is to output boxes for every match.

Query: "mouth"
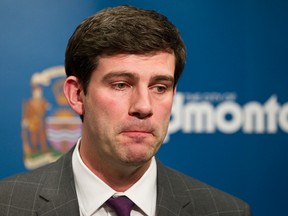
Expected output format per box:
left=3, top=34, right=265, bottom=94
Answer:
left=120, top=126, right=155, bottom=138
left=121, top=130, right=153, bottom=136
left=119, top=131, right=153, bottom=144
left=119, top=122, right=155, bottom=138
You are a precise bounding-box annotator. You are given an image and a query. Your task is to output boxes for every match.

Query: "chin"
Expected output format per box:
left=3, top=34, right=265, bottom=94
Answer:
left=122, top=152, right=153, bottom=167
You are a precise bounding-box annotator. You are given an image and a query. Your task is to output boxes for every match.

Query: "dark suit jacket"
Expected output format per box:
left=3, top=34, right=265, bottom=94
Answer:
left=0, top=149, right=251, bottom=216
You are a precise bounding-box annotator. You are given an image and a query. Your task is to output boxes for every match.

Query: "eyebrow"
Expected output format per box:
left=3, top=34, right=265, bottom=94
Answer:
left=151, top=75, right=174, bottom=84
left=102, top=71, right=137, bottom=82
left=102, top=71, right=174, bottom=84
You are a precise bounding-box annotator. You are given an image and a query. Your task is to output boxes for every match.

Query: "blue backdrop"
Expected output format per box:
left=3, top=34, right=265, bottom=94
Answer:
left=1, top=1, right=287, bottom=216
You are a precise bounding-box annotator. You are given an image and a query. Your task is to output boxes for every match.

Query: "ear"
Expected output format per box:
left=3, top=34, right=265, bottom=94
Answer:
left=173, top=85, right=177, bottom=95
left=63, top=76, right=85, bottom=115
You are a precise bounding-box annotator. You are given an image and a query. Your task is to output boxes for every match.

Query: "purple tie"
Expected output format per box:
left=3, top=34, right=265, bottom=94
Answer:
left=106, top=196, right=134, bottom=216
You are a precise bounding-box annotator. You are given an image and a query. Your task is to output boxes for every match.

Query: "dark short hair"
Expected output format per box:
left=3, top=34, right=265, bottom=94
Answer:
left=65, top=5, right=186, bottom=93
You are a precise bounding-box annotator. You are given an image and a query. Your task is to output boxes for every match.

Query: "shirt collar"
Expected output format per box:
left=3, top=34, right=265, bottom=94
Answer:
left=72, top=139, right=115, bottom=215
left=124, top=156, right=157, bottom=216
left=72, top=138, right=157, bottom=216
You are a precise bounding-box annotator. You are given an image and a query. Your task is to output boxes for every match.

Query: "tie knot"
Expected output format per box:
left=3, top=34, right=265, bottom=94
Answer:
left=106, top=196, right=134, bottom=216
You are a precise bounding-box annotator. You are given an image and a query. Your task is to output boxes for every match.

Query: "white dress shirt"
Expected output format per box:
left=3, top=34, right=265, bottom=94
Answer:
left=72, top=139, right=157, bottom=216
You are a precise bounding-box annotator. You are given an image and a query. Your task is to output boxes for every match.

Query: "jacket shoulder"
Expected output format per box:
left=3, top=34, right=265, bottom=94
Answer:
left=0, top=159, right=58, bottom=193
left=1, top=151, right=68, bottom=185
left=0, top=150, right=75, bottom=215
left=157, top=161, right=251, bottom=215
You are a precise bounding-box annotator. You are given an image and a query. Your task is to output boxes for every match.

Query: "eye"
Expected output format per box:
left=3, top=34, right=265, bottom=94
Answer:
left=153, top=85, right=167, bottom=94
left=112, top=82, right=131, bottom=90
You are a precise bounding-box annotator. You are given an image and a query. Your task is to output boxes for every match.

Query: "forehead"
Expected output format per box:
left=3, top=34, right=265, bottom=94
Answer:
left=95, top=52, right=176, bottom=77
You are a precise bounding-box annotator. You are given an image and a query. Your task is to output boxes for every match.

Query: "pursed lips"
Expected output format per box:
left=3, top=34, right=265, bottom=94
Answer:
left=119, top=121, right=155, bottom=137
left=120, top=127, right=154, bottom=136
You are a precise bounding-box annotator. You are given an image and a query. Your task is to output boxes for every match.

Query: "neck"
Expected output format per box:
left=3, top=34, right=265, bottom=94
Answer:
left=89, top=161, right=150, bottom=192
left=79, top=143, right=151, bottom=192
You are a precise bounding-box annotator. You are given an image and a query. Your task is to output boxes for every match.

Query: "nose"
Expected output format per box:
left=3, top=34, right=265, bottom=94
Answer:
left=128, top=87, right=153, bottom=119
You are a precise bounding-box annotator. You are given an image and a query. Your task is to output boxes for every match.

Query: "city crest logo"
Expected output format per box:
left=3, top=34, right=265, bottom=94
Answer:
left=21, top=66, right=82, bottom=170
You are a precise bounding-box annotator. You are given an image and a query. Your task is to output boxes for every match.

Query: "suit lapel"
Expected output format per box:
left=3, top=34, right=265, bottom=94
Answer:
left=35, top=148, right=80, bottom=216
left=156, top=159, right=195, bottom=216
left=30, top=150, right=195, bottom=215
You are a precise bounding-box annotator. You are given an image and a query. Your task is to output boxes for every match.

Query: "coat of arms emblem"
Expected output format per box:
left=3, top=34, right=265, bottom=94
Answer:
left=21, top=66, right=82, bottom=169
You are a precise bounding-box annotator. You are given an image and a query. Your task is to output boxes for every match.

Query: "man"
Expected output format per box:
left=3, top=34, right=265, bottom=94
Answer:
left=0, top=5, right=251, bottom=216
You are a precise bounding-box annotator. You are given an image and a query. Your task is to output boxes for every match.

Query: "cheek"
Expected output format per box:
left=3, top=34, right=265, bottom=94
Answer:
left=156, top=100, right=173, bottom=122
left=162, top=97, right=174, bottom=112
left=92, top=94, right=125, bottom=117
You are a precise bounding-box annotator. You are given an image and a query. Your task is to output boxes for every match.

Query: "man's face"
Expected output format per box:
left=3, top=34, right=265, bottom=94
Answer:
left=80, top=52, right=176, bottom=167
